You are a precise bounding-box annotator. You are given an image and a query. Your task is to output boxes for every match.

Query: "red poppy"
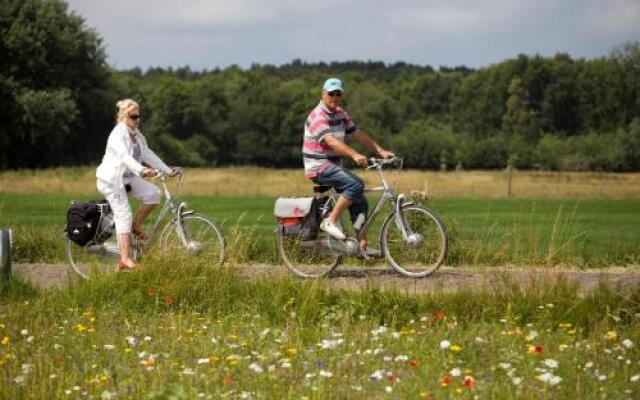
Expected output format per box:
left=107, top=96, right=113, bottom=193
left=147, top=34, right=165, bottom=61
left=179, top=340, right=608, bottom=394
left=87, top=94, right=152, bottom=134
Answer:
left=434, top=310, right=446, bottom=321
left=165, top=296, right=175, bottom=305
left=409, top=359, right=421, bottom=367
left=147, top=287, right=157, bottom=296
left=464, top=376, right=474, bottom=389
left=535, top=345, right=544, bottom=354
left=441, top=375, right=452, bottom=386
left=387, top=373, right=397, bottom=382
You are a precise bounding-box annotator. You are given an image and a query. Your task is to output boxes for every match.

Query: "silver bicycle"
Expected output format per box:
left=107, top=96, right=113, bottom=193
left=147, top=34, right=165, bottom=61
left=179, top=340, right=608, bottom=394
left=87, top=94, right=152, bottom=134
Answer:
left=66, top=170, right=225, bottom=278
left=277, top=156, right=448, bottom=278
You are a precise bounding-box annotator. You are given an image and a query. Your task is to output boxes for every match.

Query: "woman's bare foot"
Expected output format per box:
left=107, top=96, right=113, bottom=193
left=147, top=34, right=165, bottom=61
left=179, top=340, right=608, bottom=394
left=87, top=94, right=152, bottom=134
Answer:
left=117, top=258, right=137, bottom=271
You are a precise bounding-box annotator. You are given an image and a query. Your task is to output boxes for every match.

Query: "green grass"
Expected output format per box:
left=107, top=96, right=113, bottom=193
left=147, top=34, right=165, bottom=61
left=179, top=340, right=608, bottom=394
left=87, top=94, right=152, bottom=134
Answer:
left=1, top=258, right=639, bottom=399
left=1, top=194, right=639, bottom=267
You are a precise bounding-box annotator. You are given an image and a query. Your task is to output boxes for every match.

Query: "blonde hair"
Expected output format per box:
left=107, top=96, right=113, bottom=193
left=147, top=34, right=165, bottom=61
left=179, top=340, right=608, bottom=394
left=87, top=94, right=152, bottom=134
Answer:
left=116, top=99, right=139, bottom=122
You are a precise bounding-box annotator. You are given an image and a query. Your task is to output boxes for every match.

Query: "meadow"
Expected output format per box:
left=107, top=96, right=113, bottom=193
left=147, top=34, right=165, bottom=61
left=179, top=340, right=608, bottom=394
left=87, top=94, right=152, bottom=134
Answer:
left=1, top=168, right=640, bottom=399
left=1, top=167, right=639, bottom=267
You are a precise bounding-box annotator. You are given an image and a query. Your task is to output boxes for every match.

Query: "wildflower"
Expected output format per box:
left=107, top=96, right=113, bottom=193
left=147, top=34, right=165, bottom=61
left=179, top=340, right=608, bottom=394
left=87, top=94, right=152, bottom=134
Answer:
left=537, top=372, right=562, bottom=386
left=249, top=363, right=263, bottom=373
left=394, top=355, right=408, bottom=362
left=604, top=331, right=617, bottom=341
left=450, top=344, right=462, bottom=352
left=544, top=359, right=559, bottom=369
left=165, top=296, right=175, bottom=305
left=434, top=310, right=446, bottom=320
left=464, top=376, right=474, bottom=389
left=409, top=359, right=421, bottom=367
left=441, top=375, right=453, bottom=387
left=498, top=362, right=511, bottom=370
left=630, top=374, right=640, bottom=383
left=103, top=344, right=115, bottom=350
left=439, top=340, right=451, bottom=350
left=147, top=288, right=156, bottom=296
left=526, top=330, right=539, bottom=341
left=369, top=370, right=385, bottom=381
left=319, top=370, right=333, bottom=378
left=622, top=339, right=634, bottom=349
left=584, top=361, right=594, bottom=369
left=20, top=329, right=28, bottom=336
left=1, top=336, right=9, bottom=345
left=558, top=344, right=569, bottom=351
left=281, top=362, right=292, bottom=369
left=197, top=358, right=210, bottom=364
left=319, top=339, right=343, bottom=349
left=450, top=367, right=462, bottom=377
left=181, top=368, right=195, bottom=375
left=126, top=336, right=139, bottom=346
left=511, top=377, right=522, bottom=386
left=386, top=372, right=396, bottom=382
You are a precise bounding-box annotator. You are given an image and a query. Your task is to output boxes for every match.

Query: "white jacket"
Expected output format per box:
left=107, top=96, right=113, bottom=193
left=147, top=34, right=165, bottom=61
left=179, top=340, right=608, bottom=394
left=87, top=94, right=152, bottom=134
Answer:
left=96, top=122, right=170, bottom=187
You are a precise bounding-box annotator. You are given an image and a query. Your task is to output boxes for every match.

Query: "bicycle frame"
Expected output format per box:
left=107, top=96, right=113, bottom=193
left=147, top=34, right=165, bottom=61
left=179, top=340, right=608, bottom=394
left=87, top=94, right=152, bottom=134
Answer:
left=323, top=157, right=415, bottom=257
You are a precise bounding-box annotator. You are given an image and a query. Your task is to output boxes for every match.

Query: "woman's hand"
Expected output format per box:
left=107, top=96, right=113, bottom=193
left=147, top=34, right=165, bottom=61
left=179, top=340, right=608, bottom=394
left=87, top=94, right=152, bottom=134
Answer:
left=141, top=167, right=156, bottom=178
left=378, top=149, right=395, bottom=159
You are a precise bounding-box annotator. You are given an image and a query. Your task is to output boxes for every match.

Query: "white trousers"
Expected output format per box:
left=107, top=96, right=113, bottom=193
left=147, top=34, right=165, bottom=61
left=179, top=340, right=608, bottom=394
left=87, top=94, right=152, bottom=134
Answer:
left=97, top=176, right=161, bottom=234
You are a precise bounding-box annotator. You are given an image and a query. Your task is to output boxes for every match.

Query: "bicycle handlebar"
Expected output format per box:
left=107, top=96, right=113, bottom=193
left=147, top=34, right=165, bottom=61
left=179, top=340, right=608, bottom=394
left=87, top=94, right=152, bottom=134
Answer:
left=366, top=155, right=402, bottom=169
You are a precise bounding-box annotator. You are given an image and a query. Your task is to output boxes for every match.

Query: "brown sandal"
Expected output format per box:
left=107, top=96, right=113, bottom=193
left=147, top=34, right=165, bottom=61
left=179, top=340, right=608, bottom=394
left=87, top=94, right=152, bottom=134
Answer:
left=131, top=227, right=147, bottom=240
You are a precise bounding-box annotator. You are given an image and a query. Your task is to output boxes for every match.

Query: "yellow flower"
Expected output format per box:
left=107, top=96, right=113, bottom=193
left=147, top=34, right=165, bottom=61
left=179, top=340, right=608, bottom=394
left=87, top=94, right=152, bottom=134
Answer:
left=1, top=336, right=9, bottom=345
left=74, top=324, right=87, bottom=332
left=604, top=331, right=617, bottom=341
left=558, top=344, right=569, bottom=351
left=287, top=348, right=298, bottom=355
left=209, top=355, right=220, bottom=362
left=450, top=344, right=462, bottom=352
left=419, top=390, right=429, bottom=398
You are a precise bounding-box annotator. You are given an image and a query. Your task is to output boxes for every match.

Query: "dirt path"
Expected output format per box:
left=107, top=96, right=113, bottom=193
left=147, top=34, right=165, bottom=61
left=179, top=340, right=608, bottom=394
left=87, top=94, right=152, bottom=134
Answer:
left=11, top=263, right=640, bottom=295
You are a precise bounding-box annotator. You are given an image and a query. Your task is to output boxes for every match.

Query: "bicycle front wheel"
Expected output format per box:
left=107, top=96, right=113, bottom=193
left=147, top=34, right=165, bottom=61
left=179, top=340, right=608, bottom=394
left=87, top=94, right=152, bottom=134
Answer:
left=381, top=205, right=448, bottom=277
left=160, top=213, right=225, bottom=267
left=66, top=239, right=119, bottom=279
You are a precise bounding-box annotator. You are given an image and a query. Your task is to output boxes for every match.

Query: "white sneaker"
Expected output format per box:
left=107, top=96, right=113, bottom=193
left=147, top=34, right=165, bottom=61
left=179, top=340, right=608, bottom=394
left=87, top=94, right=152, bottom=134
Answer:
left=320, top=219, right=346, bottom=240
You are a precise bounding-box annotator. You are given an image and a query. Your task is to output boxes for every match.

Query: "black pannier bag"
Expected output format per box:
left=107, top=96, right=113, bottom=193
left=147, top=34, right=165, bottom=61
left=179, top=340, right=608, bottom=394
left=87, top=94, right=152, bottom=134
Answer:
left=65, top=201, right=101, bottom=246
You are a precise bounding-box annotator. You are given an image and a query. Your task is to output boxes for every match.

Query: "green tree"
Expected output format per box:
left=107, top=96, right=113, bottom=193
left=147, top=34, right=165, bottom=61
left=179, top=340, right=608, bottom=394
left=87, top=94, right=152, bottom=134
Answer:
left=0, top=0, right=113, bottom=169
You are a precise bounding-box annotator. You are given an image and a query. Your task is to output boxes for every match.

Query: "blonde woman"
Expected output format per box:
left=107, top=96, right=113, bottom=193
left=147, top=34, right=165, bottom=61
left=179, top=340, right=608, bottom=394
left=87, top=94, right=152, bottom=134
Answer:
left=96, top=99, right=175, bottom=270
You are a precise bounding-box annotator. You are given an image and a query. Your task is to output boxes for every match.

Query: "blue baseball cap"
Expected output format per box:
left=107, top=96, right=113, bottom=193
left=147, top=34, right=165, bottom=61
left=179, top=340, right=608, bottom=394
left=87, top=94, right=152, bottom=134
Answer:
left=322, top=78, right=344, bottom=93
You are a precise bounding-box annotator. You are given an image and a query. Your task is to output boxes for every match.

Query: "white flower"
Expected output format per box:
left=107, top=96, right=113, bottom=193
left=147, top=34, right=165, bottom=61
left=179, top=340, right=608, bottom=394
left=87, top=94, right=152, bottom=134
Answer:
left=385, top=386, right=393, bottom=393
left=144, top=336, right=152, bottom=342
left=26, top=336, right=34, bottom=343
left=103, top=344, right=115, bottom=350
left=281, top=362, right=291, bottom=369
left=498, top=362, right=512, bottom=370
left=538, top=372, right=562, bottom=386
left=622, top=339, right=634, bottom=349
left=598, top=375, right=607, bottom=381
left=319, top=370, right=333, bottom=378
left=584, top=361, right=594, bottom=369
left=630, top=374, right=640, bottom=382
left=21, top=364, right=33, bottom=374
left=369, top=370, right=385, bottom=381
left=391, top=332, right=400, bottom=339
left=197, top=358, right=210, bottom=364
left=319, top=338, right=343, bottom=349
left=249, top=363, right=263, bottom=373
left=450, top=367, right=462, bottom=377
left=126, top=336, right=139, bottom=346
left=544, top=359, right=559, bottom=369
left=351, top=385, right=363, bottom=391
left=259, top=328, right=270, bottom=338
left=14, top=375, right=26, bottom=385
left=394, top=355, right=408, bottom=362
left=181, top=368, right=195, bottom=375
left=100, top=391, right=113, bottom=400
left=371, top=326, right=388, bottom=336
left=20, top=329, right=28, bottom=336
left=511, top=377, right=522, bottom=386
left=474, top=337, right=485, bottom=343
left=526, top=330, right=539, bottom=341
left=440, top=340, right=451, bottom=350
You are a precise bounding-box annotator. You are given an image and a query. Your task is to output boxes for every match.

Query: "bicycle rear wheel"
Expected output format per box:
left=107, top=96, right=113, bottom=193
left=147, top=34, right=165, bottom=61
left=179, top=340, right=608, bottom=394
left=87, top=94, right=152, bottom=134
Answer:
left=160, top=213, right=225, bottom=267
left=277, top=229, right=341, bottom=278
left=381, top=205, right=447, bottom=277
left=66, top=239, right=119, bottom=279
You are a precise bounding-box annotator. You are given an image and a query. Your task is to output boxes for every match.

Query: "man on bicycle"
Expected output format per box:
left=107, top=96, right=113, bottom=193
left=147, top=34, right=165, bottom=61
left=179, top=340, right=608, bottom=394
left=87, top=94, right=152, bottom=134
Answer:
left=303, top=77, right=394, bottom=250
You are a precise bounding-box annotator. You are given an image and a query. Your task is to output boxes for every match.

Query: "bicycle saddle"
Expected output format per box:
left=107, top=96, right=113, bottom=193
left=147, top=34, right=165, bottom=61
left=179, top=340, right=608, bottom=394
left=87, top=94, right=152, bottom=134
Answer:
left=313, top=185, right=332, bottom=193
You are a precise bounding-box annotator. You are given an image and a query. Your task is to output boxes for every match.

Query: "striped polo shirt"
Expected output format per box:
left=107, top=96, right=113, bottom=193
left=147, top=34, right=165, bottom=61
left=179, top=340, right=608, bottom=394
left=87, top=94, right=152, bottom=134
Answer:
left=302, top=101, right=357, bottom=178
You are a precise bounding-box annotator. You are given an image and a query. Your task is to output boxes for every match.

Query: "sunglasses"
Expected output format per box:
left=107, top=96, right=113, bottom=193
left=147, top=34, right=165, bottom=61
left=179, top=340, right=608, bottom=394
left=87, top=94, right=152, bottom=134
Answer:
left=129, top=114, right=140, bottom=120
left=327, top=91, right=343, bottom=97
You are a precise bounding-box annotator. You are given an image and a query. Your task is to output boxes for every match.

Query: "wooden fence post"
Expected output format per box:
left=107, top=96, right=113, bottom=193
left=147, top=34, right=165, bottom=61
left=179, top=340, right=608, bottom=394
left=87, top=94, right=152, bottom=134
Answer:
left=1, top=229, right=12, bottom=282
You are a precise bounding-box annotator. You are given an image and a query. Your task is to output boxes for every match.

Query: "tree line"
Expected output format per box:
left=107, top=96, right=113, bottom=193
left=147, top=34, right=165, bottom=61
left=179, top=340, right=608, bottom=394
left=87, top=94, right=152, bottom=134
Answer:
left=1, top=0, right=639, bottom=171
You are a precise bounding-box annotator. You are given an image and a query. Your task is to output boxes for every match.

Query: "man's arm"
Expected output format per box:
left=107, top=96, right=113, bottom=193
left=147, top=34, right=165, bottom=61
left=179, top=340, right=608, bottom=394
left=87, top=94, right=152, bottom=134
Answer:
left=352, top=130, right=394, bottom=159
left=324, top=135, right=368, bottom=166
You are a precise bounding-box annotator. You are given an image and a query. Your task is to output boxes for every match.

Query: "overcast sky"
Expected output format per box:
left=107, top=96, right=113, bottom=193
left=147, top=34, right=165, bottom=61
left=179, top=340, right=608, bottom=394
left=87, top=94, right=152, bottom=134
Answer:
left=66, top=0, right=640, bottom=71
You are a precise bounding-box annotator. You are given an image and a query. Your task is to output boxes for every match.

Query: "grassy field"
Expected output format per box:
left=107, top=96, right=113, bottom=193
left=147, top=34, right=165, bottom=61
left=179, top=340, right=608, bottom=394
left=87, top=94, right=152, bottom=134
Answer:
left=1, top=259, right=640, bottom=399
left=1, top=193, right=639, bottom=267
